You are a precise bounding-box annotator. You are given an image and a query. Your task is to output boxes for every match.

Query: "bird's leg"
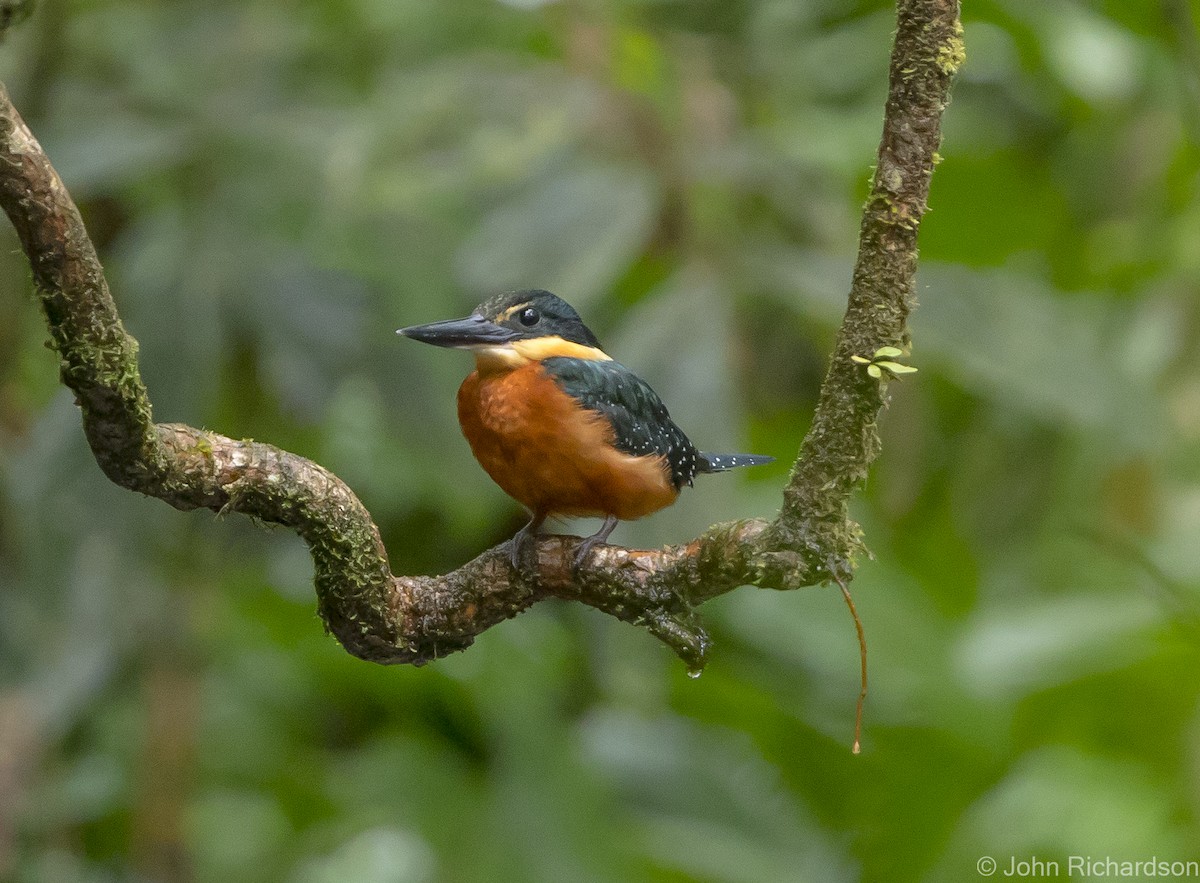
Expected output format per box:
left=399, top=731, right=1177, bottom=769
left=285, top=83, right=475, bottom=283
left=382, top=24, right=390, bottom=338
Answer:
left=573, top=514, right=620, bottom=572
left=510, top=511, right=547, bottom=570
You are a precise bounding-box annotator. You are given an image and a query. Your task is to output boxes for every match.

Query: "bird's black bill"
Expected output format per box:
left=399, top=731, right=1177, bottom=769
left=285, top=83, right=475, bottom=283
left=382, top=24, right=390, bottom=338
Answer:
left=397, top=313, right=520, bottom=348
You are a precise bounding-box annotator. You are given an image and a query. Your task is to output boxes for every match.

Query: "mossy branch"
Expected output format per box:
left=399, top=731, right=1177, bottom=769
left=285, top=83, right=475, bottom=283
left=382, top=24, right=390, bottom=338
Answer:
left=0, top=0, right=961, bottom=673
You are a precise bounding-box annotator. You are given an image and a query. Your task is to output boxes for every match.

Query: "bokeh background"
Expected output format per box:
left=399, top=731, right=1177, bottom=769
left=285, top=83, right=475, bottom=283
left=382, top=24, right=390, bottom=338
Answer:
left=1, top=0, right=1199, bottom=880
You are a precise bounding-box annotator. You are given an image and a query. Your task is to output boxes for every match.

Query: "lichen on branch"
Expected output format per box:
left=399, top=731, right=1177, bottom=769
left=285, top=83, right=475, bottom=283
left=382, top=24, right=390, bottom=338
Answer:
left=0, top=0, right=962, bottom=673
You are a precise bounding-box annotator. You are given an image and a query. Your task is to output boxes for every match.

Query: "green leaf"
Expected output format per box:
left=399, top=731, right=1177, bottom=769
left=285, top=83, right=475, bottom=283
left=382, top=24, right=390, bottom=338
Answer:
left=867, top=364, right=882, bottom=378
left=876, top=361, right=918, bottom=374
left=874, top=345, right=904, bottom=358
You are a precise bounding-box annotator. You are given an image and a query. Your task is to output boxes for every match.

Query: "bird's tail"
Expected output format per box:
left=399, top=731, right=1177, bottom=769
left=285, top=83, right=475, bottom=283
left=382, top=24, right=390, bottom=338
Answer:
left=698, top=452, right=775, bottom=473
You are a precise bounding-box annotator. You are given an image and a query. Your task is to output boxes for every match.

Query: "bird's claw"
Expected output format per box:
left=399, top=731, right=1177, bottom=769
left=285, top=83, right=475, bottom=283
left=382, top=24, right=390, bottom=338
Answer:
left=571, top=535, right=601, bottom=575
left=571, top=514, right=619, bottom=576
left=509, top=530, right=537, bottom=574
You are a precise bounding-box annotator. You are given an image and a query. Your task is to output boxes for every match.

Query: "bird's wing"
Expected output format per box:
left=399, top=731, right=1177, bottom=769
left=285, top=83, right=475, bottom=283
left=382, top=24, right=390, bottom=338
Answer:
left=541, top=357, right=701, bottom=489
left=698, top=452, right=775, bottom=472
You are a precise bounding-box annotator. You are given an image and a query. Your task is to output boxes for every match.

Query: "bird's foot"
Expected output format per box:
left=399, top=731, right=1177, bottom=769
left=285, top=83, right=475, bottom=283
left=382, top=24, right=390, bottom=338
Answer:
left=571, top=515, right=620, bottom=576
left=571, top=535, right=602, bottom=573
left=509, top=533, right=529, bottom=571
left=508, top=512, right=548, bottom=574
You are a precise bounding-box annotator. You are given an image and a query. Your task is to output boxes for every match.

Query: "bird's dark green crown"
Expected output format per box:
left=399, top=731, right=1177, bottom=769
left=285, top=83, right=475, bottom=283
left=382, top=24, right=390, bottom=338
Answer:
left=475, top=290, right=603, bottom=350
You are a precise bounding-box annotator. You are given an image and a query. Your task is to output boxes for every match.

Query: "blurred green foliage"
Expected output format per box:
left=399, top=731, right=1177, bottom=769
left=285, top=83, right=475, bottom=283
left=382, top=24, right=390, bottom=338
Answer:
left=1, top=0, right=1199, bottom=880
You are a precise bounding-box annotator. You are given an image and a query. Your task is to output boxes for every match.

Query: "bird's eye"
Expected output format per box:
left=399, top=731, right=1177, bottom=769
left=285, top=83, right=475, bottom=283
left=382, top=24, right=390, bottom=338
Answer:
left=519, top=307, right=540, bottom=326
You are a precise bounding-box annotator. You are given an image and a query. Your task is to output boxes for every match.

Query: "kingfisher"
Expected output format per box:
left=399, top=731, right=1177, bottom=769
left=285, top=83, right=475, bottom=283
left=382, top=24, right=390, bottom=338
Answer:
left=398, top=290, right=774, bottom=570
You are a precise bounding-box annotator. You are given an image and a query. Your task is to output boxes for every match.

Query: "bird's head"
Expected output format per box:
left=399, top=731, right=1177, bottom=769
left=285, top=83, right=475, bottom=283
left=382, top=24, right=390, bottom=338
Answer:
left=398, top=289, right=609, bottom=370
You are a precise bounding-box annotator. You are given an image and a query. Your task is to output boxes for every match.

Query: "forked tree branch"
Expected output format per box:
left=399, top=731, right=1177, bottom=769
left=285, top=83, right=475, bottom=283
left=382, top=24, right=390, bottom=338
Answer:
left=0, top=0, right=962, bottom=672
